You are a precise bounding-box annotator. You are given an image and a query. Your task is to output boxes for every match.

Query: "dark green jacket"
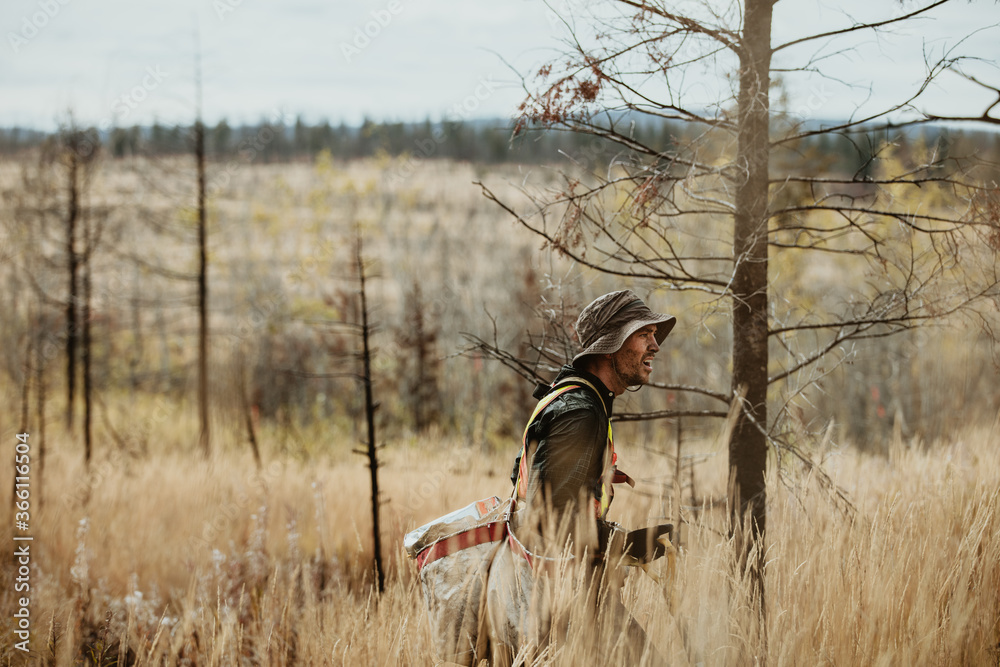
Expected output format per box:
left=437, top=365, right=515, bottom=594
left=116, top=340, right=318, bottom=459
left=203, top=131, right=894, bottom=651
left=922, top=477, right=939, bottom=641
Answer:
left=511, top=364, right=615, bottom=515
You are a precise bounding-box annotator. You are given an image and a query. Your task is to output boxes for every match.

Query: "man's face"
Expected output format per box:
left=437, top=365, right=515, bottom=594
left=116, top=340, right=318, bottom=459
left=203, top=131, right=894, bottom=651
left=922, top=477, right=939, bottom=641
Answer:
left=611, top=324, right=660, bottom=387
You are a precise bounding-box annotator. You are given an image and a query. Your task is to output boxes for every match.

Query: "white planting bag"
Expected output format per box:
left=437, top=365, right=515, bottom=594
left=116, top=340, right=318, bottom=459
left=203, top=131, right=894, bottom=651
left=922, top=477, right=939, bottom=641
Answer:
left=405, top=496, right=511, bottom=666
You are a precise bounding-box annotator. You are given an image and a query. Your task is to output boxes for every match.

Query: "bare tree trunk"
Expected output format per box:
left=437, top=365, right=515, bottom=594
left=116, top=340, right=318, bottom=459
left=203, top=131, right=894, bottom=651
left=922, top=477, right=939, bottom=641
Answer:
left=356, top=234, right=385, bottom=593
left=35, top=322, right=46, bottom=512
left=196, top=116, right=210, bottom=458
left=20, top=334, right=31, bottom=437
left=129, top=263, right=142, bottom=389
left=65, top=150, right=79, bottom=431
left=15, top=329, right=32, bottom=513
left=402, top=281, right=441, bottom=432
left=193, top=35, right=210, bottom=458
left=730, top=0, right=774, bottom=631
left=240, top=349, right=262, bottom=470
left=413, top=285, right=427, bottom=430
left=82, top=210, right=93, bottom=467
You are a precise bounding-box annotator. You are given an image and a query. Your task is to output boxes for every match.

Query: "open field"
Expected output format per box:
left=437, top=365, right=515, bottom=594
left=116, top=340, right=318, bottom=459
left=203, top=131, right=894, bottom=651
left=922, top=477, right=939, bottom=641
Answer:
left=2, top=151, right=1000, bottom=664
left=1, top=148, right=998, bottom=664
left=2, top=402, right=998, bottom=665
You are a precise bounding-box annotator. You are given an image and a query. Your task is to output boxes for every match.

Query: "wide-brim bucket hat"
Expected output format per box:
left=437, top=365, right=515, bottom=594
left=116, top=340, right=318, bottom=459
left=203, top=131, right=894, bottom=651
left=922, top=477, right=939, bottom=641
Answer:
left=572, top=289, right=676, bottom=364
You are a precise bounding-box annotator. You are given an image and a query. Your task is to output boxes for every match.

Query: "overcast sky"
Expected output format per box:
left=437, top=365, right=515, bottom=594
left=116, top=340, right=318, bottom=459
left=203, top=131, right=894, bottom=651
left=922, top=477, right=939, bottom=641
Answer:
left=1, top=0, right=998, bottom=131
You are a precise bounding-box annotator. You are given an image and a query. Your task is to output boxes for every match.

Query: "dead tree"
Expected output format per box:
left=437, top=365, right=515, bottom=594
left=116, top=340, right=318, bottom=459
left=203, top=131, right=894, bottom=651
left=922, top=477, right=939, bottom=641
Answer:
left=400, top=281, right=441, bottom=432
left=354, top=231, right=385, bottom=593
left=4, top=126, right=101, bottom=459
left=110, top=129, right=209, bottom=455
left=80, top=195, right=110, bottom=466
left=111, top=52, right=213, bottom=457
left=34, top=311, right=48, bottom=510
left=191, top=37, right=211, bottom=458
left=480, top=0, right=1000, bottom=620
left=59, top=129, right=98, bottom=431
left=196, top=93, right=210, bottom=458
left=279, top=222, right=388, bottom=590
left=82, top=209, right=93, bottom=464
left=64, top=138, right=80, bottom=431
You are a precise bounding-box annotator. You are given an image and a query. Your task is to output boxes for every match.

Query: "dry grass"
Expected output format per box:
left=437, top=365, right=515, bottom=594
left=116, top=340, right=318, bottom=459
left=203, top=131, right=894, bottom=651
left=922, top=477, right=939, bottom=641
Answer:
left=2, top=407, right=999, bottom=666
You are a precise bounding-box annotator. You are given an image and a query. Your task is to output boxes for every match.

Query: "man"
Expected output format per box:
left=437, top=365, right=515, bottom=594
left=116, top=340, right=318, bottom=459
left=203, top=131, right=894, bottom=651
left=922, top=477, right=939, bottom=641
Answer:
left=488, top=289, right=675, bottom=665
left=512, top=288, right=675, bottom=547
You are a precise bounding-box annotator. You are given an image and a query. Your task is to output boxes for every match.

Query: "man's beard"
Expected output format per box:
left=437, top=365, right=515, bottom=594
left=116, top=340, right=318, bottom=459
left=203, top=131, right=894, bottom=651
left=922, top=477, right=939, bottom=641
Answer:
left=613, top=353, right=649, bottom=387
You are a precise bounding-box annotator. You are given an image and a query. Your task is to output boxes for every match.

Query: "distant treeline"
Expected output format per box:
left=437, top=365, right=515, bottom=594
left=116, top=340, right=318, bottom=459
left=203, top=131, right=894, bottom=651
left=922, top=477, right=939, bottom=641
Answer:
left=1, top=116, right=996, bottom=174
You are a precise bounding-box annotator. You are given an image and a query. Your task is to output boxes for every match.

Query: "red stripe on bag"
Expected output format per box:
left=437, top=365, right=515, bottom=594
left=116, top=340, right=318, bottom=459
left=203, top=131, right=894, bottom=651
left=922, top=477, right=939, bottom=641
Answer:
left=415, top=521, right=507, bottom=571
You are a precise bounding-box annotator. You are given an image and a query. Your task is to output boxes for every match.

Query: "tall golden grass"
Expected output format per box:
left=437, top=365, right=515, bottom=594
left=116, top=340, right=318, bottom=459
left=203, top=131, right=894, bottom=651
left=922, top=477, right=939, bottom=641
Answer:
left=2, top=400, right=998, bottom=666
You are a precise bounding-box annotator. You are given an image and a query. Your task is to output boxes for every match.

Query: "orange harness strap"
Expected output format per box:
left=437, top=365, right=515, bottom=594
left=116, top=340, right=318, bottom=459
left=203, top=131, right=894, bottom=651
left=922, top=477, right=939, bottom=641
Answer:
left=514, top=378, right=632, bottom=520
left=515, top=383, right=583, bottom=500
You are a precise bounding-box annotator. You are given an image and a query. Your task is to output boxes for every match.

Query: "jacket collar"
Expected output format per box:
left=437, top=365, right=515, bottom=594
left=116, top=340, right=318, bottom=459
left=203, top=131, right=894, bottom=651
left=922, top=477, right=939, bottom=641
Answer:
left=532, top=364, right=615, bottom=416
